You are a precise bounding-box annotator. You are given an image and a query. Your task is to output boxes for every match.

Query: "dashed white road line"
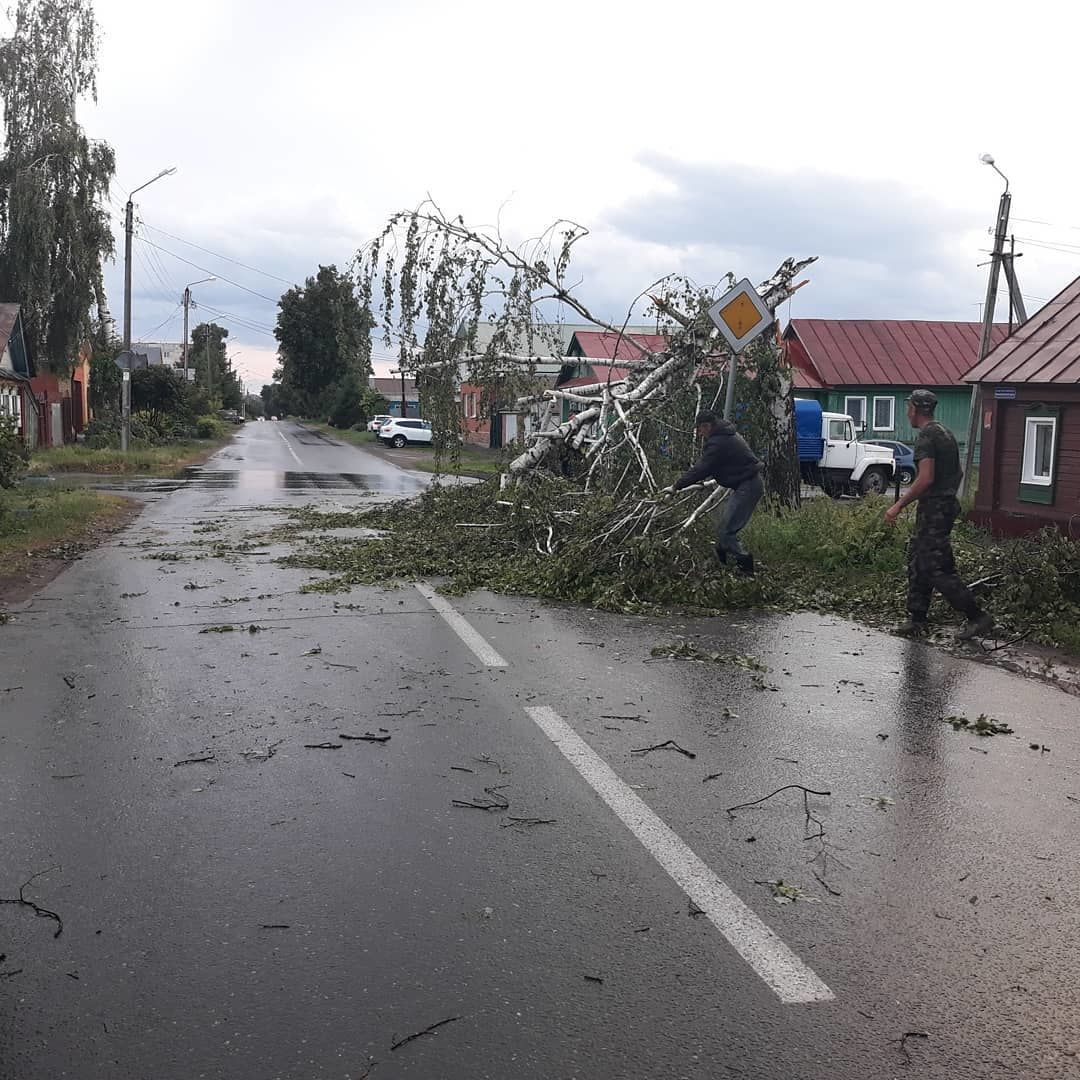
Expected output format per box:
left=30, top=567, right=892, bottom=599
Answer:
left=412, top=581, right=833, bottom=1004
left=525, top=704, right=835, bottom=1005
left=414, top=583, right=508, bottom=668
left=278, top=429, right=303, bottom=467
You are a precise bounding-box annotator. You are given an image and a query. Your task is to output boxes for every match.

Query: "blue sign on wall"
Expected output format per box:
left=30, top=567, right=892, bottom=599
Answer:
left=994, top=386, right=1017, bottom=399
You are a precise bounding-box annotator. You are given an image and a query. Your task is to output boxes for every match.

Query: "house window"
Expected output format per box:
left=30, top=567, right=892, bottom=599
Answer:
left=1021, top=416, right=1056, bottom=486
left=872, top=396, right=895, bottom=431
left=844, top=396, right=866, bottom=429
left=1019, top=410, right=1060, bottom=506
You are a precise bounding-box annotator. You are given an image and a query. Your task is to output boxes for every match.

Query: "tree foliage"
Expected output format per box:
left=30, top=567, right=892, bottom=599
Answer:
left=0, top=415, right=30, bottom=488
left=356, top=203, right=808, bottom=505
left=130, top=365, right=183, bottom=426
left=0, top=0, right=115, bottom=371
left=190, top=322, right=242, bottom=410
left=274, top=265, right=373, bottom=417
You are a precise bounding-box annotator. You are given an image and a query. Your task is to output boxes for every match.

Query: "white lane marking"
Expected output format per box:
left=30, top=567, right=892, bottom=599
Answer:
left=525, top=705, right=835, bottom=1005
left=414, top=583, right=508, bottom=668
left=278, top=429, right=303, bottom=466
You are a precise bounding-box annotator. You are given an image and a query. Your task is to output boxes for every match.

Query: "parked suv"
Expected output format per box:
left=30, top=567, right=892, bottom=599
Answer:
left=379, top=418, right=433, bottom=448
left=367, top=414, right=392, bottom=433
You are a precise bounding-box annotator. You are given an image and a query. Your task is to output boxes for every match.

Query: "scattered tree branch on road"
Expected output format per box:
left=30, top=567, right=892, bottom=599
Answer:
left=1, top=867, right=63, bottom=938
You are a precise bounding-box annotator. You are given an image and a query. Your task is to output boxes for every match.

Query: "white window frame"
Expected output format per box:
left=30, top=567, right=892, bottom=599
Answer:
left=844, top=395, right=867, bottom=429
left=1021, top=415, right=1057, bottom=486
left=872, top=395, right=895, bottom=431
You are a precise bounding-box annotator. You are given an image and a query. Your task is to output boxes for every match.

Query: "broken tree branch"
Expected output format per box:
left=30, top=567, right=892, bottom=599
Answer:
left=725, top=784, right=831, bottom=817
left=1, top=868, right=63, bottom=938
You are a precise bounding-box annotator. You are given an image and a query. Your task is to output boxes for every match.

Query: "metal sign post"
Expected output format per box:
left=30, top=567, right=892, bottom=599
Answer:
left=707, top=278, right=774, bottom=419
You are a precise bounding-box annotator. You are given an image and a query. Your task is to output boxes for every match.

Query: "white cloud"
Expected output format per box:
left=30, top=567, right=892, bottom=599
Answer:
left=80, top=0, right=1080, bottom=387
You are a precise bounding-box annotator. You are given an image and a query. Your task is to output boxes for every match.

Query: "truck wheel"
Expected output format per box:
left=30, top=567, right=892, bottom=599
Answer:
left=858, top=468, right=888, bottom=496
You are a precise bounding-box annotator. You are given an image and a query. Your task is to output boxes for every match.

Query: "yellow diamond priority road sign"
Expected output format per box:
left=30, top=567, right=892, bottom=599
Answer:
left=707, top=278, right=773, bottom=353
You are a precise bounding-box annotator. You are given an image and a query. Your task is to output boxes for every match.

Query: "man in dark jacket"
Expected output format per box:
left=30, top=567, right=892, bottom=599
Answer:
left=670, top=410, right=764, bottom=576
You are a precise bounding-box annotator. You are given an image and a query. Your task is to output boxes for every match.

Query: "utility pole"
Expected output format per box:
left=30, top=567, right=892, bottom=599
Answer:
left=206, top=327, right=213, bottom=401
left=122, top=198, right=133, bottom=452
left=182, top=287, right=191, bottom=380
left=120, top=168, right=176, bottom=451
left=400, top=370, right=407, bottom=418
left=959, top=155, right=1025, bottom=498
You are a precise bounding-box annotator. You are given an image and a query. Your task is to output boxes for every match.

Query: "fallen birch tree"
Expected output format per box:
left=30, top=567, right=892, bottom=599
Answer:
left=356, top=203, right=815, bottom=541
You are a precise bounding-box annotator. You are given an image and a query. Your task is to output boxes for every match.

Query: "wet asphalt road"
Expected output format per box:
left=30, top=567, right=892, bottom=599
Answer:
left=2, top=421, right=1079, bottom=1080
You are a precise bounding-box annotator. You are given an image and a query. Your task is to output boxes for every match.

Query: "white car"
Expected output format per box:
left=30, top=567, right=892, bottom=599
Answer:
left=379, top=418, right=433, bottom=447
left=367, top=414, right=392, bottom=433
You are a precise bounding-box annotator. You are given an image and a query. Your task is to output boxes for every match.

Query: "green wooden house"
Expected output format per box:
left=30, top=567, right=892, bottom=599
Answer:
left=784, top=319, right=1010, bottom=455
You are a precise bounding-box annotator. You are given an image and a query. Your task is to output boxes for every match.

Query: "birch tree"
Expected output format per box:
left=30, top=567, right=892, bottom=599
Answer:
left=0, top=0, right=115, bottom=371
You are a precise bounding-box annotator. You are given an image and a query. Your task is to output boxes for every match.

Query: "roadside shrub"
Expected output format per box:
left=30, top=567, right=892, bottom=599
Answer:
left=0, top=415, right=30, bottom=488
left=84, top=412, right=120, bottom=449
left=195, top=415, right=227, bottom=440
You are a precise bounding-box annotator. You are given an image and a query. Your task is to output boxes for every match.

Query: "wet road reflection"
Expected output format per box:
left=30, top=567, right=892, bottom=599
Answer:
left=63, top=468, right=426, bottom=496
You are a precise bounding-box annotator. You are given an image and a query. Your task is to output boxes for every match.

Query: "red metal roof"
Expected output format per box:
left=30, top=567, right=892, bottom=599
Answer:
left=786, top=319, right=1010, bottom=388
left=569, top=331, right=667, bottom=361
left=965, top=275, right=1080, bottom=384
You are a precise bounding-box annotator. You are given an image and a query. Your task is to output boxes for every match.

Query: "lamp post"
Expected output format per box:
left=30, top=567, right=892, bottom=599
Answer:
left=122, top=166, right=177, bottom=450
left=182, top=276, right=216, bottom=383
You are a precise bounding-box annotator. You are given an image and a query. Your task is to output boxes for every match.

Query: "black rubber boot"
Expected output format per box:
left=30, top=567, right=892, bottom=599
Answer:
left=714, top=546, right=728, bottom=565
left=957, top=612, right=994, bottom=641
left=894, top=618, right=928, bottom=637
left=734, top=553, right=755, bottom=578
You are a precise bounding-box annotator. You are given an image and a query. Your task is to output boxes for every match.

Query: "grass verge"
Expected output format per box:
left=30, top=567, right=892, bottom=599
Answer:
left=27, top=436, right=231, bottom=477
left=305, top=423, right=506, bottom=477
left=275, top=482, right=1080, bottom=655
left=0, top=487, right=137, bottom=606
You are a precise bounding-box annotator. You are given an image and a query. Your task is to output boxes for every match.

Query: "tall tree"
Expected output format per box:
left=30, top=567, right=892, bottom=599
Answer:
left=190, top=322, right=242, bottom=410
left=0, top=0, right=115, bottom=371
left=274, top=265, right=373, bottom=416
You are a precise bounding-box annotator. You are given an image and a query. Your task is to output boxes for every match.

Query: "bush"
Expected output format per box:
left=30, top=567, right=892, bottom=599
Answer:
left=195, top=415, right=227, bottom=440
left=0, top=415, right=30, bottom=488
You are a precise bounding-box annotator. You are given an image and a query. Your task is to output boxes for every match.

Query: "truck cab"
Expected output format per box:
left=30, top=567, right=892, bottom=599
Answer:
left=795, top=399, right=895, bottom=496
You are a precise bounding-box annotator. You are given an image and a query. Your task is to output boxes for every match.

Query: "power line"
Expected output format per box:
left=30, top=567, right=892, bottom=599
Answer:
left=1014, top=235, right=1080, bottom=257
left=1012, top=216, right=1080, bottom=233
left=136, top=304, right=183, bottom=339
left=196, top=303, right=277, bottom=339
left=138, top=219, right=297, bottom=287
left=134, top=236, right=280, bottom=303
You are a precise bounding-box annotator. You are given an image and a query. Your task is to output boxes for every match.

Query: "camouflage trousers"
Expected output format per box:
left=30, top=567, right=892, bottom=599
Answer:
left=907, top=496, right=980, bottom=620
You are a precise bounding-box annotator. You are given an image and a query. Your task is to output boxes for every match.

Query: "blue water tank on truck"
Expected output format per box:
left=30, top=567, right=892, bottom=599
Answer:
left=794, top=399, right=895, bottom=497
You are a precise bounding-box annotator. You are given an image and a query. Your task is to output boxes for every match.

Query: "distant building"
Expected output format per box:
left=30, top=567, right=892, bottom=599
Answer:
left=784, top=319, right=1010, bottom=456
left=132, top=342, right=184, bottom=368
left=0, top=304, right=37, bottom=446
left=369, top=376, right=421, bottom=418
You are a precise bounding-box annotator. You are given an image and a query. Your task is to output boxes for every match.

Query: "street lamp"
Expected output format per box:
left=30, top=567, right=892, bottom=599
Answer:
left=979, top=152, right=1009, bottom=193
left=182, top=276, right=216, bottom=381
left=122, top=166, right=177, bottom=450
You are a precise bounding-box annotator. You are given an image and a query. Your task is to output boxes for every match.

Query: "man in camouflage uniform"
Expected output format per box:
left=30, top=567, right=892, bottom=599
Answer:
left=884, top=389, right=994, bottom=641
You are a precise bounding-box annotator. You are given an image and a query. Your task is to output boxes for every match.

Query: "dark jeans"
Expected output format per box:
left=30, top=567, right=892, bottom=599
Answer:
left=715, top=473, right=765, bottom=559
left=907, top=496, right=980, bottom=620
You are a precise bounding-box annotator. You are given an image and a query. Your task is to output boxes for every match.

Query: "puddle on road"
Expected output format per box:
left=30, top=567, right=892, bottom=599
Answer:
left=60, top=468, right=425, bottom=497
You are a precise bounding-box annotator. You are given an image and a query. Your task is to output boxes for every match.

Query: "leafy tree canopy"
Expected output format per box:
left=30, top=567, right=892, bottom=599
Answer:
left=274, top=265, right=373, bottom=416
left=0, top=0, right=115, bottom=371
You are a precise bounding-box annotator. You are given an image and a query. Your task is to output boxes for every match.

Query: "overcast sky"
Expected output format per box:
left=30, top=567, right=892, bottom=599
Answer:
left=78, top=0, right=1080, bottom=389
